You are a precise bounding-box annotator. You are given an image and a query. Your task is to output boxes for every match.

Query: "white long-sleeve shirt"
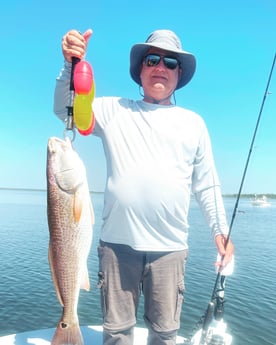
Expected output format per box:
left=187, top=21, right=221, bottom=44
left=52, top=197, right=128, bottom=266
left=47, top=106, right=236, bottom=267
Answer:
left=54, top=62, right=229, bottom=251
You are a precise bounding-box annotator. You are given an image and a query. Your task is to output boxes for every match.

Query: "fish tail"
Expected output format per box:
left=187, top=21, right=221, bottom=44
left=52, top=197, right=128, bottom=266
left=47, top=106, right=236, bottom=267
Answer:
left=51, top=321, right=83, bottom=345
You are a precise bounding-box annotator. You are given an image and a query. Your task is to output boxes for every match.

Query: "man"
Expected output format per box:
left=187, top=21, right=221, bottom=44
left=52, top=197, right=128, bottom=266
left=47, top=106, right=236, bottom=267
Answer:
left=54, top=28, right=234, bottom=345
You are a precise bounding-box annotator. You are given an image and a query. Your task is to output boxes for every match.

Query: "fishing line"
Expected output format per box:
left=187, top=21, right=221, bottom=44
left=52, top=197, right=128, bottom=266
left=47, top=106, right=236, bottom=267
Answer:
left=224, top=52, right=275, bottom=249
left=196, top=52, right=276, bottom=345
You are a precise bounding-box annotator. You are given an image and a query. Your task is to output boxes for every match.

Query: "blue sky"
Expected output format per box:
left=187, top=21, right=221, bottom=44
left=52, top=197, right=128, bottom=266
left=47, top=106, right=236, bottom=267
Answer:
left=0, top=0, right=275, bottom=194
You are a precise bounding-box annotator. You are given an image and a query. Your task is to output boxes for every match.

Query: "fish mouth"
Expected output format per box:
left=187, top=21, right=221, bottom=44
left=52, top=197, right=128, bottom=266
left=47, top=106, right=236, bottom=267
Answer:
left=48, top=136, right=73, bottom=154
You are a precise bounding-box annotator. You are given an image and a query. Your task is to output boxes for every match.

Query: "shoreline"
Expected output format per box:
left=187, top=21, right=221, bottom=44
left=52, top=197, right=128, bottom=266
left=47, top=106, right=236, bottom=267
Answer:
left=1, top=187, right=275, bottom=198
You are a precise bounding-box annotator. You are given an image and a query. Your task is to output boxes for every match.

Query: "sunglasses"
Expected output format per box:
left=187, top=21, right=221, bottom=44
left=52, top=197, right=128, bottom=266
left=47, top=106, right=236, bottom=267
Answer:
left=144, top=54, right=180, bottom=70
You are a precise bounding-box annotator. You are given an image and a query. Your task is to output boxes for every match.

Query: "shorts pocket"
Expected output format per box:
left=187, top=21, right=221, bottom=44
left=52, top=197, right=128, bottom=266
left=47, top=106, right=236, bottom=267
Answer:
left=174, top=279, right=185, bottom=324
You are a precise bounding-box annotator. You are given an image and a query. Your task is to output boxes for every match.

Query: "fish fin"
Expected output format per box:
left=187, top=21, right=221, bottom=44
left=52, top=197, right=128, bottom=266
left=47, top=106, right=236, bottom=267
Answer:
left=51, top=320, right=83, bottom=345
left=48, top=247, right=64, bottom=307
left=74, top=191, right=95, bottom=225
left=73, top=191, right=83, bottom=223
left=81, top=266, right=90, bottom=291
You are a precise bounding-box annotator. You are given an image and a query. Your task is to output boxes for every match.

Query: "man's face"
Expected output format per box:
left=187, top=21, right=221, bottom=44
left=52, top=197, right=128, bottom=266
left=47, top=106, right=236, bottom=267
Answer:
left=140, top=47, right=181, bottom=104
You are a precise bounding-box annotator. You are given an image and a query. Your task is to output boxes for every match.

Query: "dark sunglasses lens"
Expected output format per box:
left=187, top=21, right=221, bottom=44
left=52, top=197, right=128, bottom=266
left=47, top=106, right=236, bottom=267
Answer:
left=145, top=54, right=161, bottom=67
left=163, top=57, right=179, bottom=70
left=144, top=54, right=179, bottom=70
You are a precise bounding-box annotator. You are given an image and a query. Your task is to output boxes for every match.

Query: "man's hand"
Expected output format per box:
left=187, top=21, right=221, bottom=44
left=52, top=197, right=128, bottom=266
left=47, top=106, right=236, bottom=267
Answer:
left=215, top=235, right=234, bottom=270
left=62, top=29, right=93, bottom=62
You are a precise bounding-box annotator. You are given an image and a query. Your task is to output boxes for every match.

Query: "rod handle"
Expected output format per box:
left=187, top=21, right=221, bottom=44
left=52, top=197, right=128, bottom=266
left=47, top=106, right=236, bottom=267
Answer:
left=70, top=57, right=81, bottom=91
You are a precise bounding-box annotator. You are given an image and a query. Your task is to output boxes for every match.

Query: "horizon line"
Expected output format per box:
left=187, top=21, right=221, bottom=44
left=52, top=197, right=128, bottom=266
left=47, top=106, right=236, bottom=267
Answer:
left=1, top=187, right=275, bottom=198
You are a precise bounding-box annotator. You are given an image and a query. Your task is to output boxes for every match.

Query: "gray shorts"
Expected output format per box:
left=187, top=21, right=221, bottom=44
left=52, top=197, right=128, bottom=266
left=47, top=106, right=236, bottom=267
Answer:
left=97, top=240, right=188, bottom=344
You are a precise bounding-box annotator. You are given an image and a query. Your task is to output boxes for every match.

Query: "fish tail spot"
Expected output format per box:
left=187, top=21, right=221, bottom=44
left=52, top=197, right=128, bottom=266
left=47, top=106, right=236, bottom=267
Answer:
left=52, top=321, right=83, bottom=345
left=60, top=322, right=68, bottom=329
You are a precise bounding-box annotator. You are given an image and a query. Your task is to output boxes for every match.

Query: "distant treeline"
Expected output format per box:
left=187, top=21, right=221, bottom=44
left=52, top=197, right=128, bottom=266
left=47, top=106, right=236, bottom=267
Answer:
left=223, top=194, right=276, bottom=199
left=0, top=188, right=275, bottom=199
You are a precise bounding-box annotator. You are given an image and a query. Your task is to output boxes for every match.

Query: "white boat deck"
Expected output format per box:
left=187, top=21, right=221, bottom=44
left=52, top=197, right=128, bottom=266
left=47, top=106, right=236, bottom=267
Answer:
left=0, top=325, right=187, bottom=345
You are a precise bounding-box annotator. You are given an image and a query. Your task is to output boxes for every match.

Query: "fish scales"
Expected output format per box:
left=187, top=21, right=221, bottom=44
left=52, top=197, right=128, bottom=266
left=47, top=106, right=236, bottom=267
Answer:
left=47, top=136, right=94, bottom=345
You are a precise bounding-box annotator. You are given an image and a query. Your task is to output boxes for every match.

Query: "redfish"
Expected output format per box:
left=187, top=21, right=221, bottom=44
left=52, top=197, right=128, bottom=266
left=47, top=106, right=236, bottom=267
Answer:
left=47, top=136, right=94, bottom=345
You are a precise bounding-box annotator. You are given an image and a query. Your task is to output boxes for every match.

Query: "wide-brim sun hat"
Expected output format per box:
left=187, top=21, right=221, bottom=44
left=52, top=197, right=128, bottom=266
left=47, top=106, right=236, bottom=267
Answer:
left=130, top=29, right=196, bottom=90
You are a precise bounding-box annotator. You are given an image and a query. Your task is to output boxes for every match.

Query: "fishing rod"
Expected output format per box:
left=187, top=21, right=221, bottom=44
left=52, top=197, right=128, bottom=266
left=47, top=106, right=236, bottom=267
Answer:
left=197, top=52, right=276, bottom=345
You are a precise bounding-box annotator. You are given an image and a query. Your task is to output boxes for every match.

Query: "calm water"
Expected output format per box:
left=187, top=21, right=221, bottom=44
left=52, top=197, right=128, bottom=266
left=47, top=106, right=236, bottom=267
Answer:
left=0, top=189, right=275, bottom=344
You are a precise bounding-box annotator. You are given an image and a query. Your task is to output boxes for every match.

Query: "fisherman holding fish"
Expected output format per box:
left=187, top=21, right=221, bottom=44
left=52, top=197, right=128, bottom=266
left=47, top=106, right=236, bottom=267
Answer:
left=53, top=28, right=234, bottom=345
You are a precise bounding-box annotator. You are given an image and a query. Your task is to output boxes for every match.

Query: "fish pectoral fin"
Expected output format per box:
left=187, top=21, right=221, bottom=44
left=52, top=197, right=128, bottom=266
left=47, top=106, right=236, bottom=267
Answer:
left=73, top=191, right=83, bottom=223
left=80, top=266, right=90, bottom=291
